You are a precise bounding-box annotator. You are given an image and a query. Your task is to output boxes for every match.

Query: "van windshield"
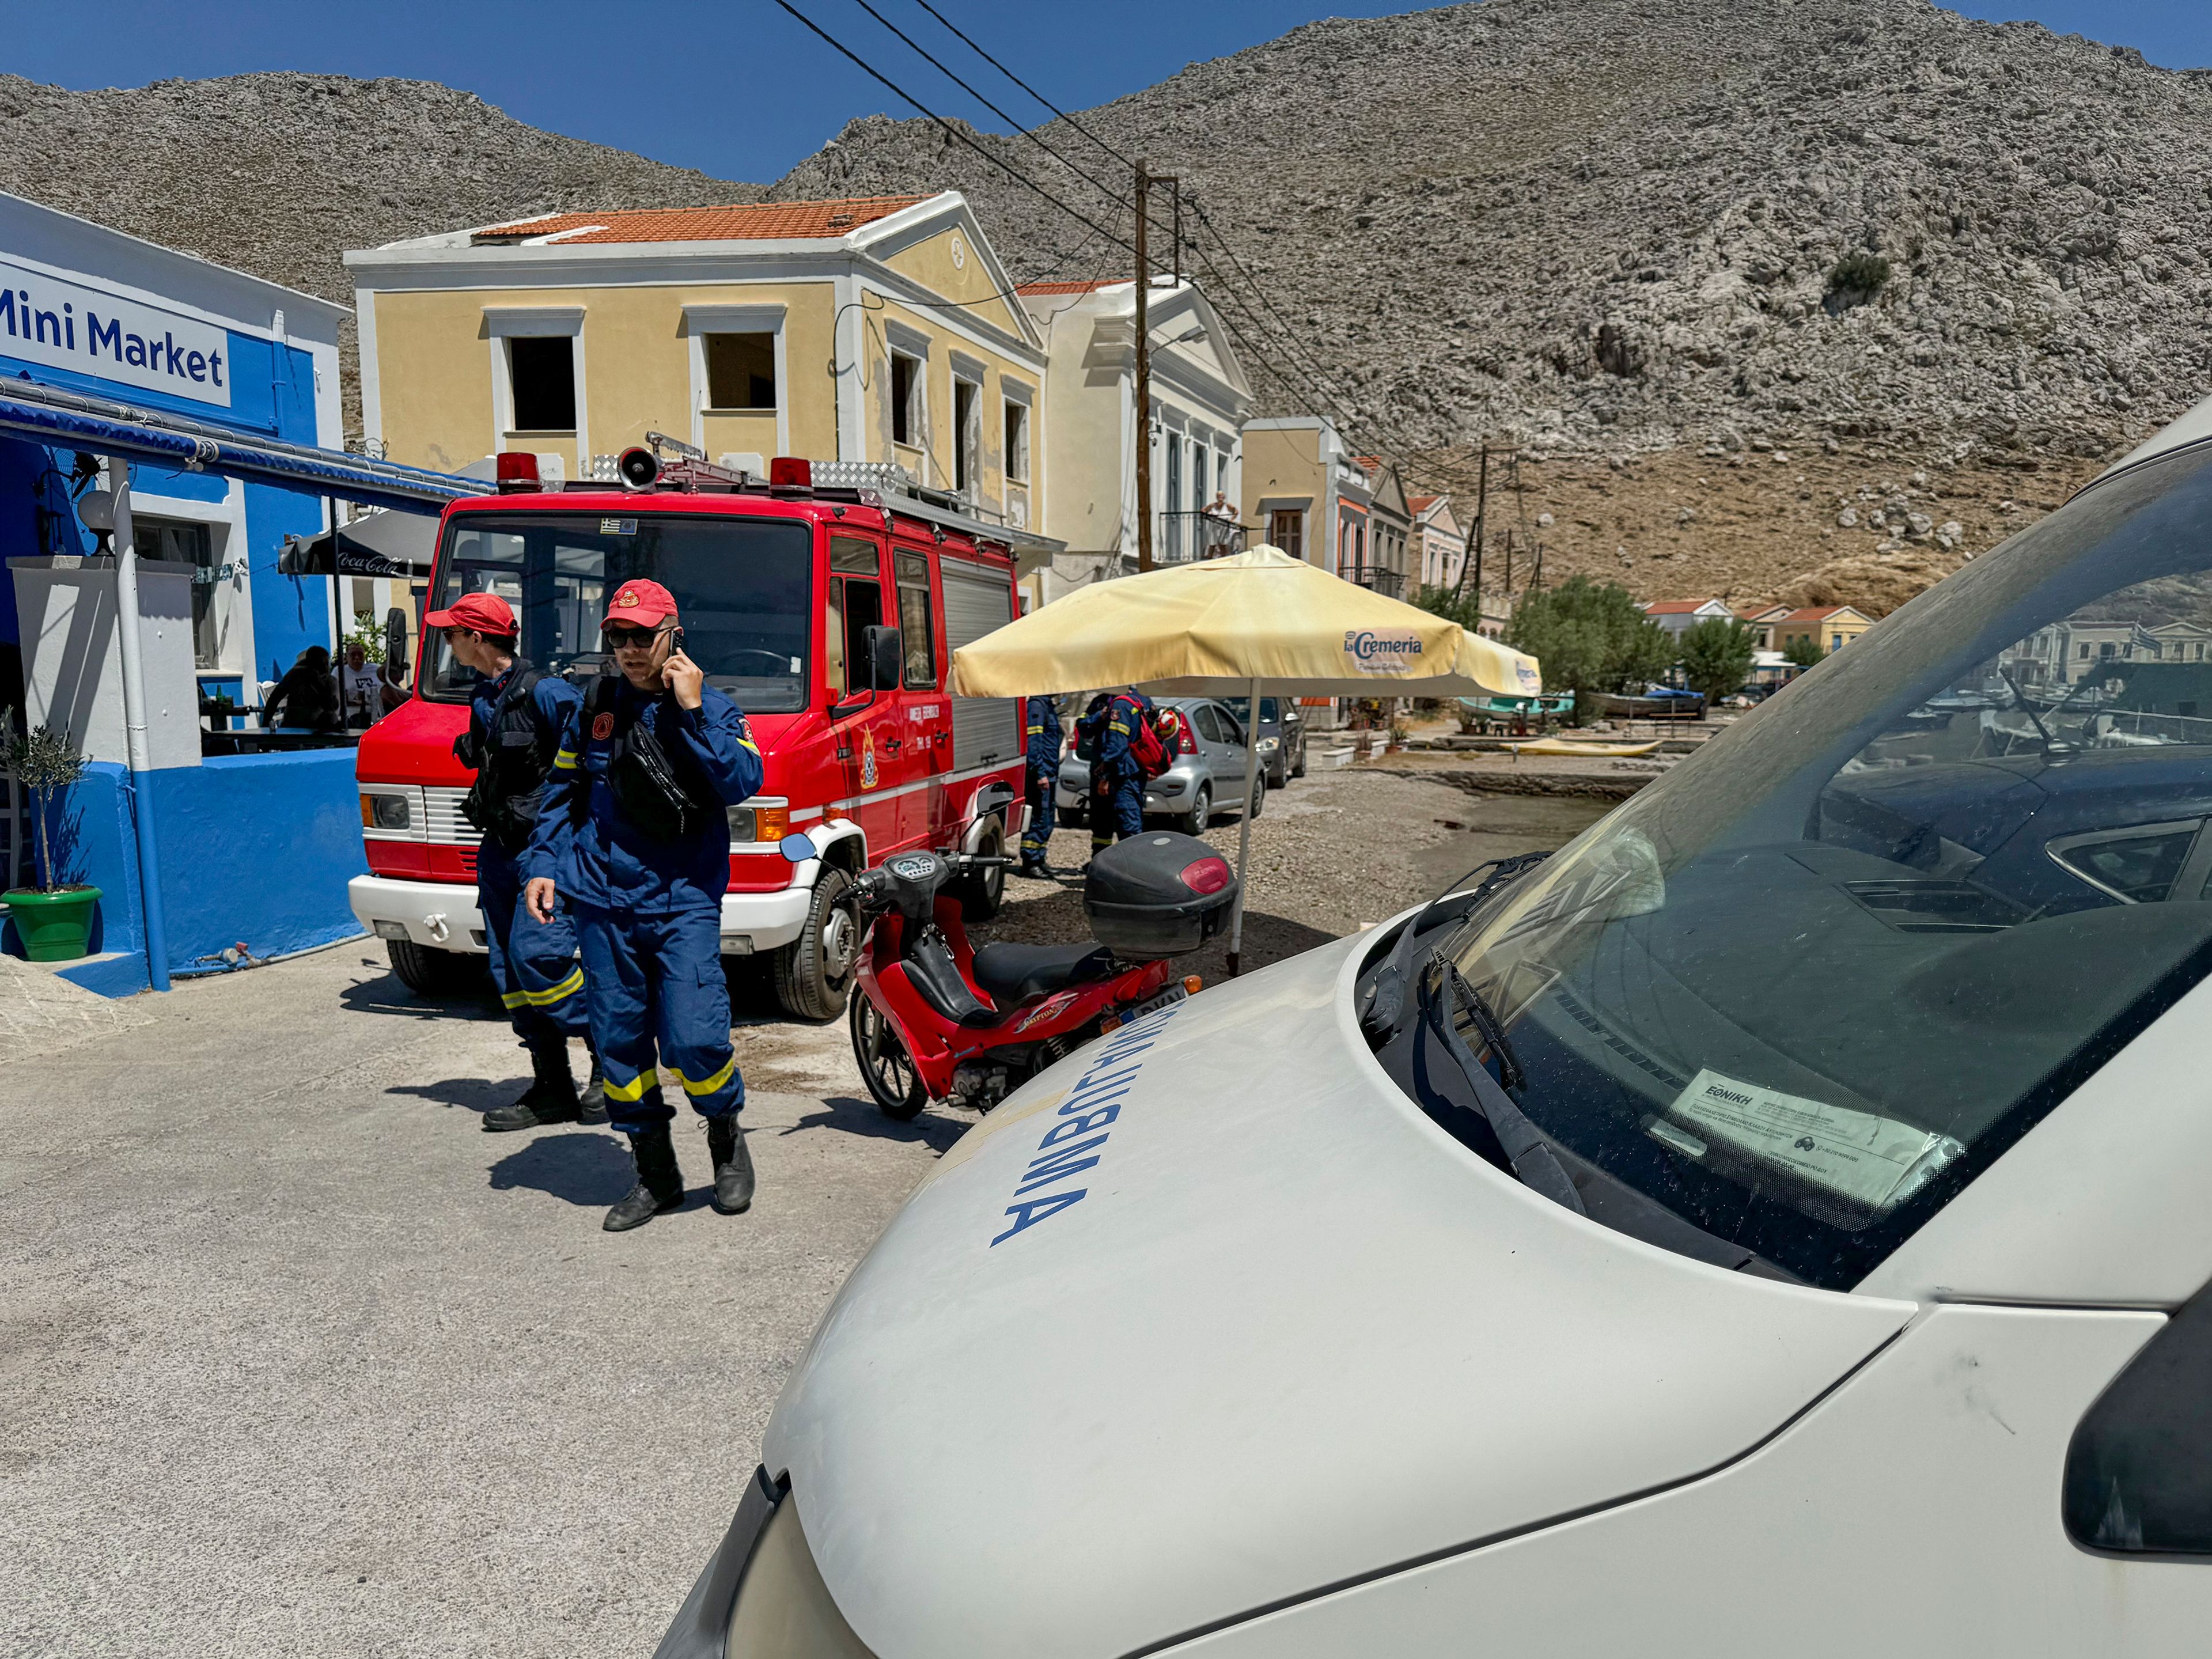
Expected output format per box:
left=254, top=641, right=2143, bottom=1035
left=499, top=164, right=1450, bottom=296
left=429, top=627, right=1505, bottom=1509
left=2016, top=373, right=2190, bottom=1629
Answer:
left=421, top=512, right=812, bottom=711
left=1444, top=445, right=2212, bottom=1287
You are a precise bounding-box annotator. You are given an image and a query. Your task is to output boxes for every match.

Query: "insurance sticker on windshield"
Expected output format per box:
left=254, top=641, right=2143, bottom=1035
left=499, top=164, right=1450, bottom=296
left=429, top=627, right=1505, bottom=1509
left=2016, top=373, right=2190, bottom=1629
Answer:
left=1662, top=1068, right=1965, bottom=1215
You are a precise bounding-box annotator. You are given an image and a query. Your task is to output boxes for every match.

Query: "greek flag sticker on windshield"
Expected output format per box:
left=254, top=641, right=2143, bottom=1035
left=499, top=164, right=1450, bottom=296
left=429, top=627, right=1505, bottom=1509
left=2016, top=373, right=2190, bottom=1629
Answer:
left=601, top=518, right=638, bottom=536
left=1655, top=1068, right=1964, bottom=1217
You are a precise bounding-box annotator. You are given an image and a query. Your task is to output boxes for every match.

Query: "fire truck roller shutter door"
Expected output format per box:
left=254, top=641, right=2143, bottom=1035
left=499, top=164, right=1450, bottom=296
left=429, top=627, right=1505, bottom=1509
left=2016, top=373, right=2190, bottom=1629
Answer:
left=942, top=555, right=1018, bottom=773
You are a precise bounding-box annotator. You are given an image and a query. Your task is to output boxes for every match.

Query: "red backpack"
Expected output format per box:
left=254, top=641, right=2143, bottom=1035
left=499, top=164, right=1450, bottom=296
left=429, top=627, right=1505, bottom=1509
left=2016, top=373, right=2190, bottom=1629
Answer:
left=1127, top=702, right=1176, bottom=779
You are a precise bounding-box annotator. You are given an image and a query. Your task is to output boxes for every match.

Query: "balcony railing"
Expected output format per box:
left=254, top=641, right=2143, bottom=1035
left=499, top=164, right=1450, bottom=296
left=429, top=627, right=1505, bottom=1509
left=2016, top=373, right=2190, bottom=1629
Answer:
left=1343, top=565, right=1406, bottom=599
left=1158, top=511, right=1254, bottom=564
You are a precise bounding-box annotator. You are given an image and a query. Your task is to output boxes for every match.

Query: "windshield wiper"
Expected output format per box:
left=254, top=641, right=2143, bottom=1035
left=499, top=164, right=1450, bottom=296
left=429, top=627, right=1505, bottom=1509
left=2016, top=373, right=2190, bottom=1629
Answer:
left=1416, top=956, right=1587, bottom=1215
left=1359, top=851, right=1550, bottom=1044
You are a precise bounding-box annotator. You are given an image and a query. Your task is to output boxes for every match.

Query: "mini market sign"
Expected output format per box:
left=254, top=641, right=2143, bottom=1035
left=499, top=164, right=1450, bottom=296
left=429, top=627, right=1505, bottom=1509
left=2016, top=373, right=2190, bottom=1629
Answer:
left=0, top=254, right=233, bottom=407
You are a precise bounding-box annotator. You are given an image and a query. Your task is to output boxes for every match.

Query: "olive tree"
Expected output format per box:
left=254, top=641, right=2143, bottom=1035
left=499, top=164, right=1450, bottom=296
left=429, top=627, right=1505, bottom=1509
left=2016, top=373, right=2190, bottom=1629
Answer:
left=1505, top=577, right=1675, bottom=724
left=1679, top=617, right=1758, bottom=702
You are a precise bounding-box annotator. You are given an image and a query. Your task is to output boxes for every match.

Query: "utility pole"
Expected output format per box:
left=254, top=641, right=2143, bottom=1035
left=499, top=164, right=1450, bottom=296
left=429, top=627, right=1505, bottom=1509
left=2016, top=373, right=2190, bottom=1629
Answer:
left=1502, top=525, right=1514, bottom=596
left=1459, top=442, right=1489, bottom=601
left=1135, top=159, right=1153, bottom=574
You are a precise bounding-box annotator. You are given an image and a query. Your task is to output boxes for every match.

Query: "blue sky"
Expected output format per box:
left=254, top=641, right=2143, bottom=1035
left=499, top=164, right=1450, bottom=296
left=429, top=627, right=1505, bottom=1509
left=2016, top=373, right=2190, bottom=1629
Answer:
left=11, top=1, right=2210, bottom=185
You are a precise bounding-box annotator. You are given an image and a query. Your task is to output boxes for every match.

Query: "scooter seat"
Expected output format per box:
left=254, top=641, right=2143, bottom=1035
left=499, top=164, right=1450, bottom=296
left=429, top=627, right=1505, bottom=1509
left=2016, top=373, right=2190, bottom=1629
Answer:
left=971, top=941, right=1116, bottom=1005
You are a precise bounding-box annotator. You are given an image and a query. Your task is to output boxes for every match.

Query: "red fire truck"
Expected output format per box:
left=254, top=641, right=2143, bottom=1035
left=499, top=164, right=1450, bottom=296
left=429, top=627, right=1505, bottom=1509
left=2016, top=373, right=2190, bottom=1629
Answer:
left=349, top=449, right=1038, bottom=1020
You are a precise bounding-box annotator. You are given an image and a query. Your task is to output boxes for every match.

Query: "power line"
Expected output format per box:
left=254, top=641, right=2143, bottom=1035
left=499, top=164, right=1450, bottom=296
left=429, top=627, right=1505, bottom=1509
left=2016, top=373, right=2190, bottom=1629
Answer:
left=845, top=0, right=1140, bottom=226
left=771, top=0, right=1133, bottom=256
left=908, top=0, right=1138, bottom=173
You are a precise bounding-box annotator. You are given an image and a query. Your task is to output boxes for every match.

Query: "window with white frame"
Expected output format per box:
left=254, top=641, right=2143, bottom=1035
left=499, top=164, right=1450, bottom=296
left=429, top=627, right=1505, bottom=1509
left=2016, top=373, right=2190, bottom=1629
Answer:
left=507, top=336, right=575, bottom=431
left=952, top=376, right=981, bottom=496
left=890, top=350, right=922, bottom=448
left=704, top=333, right=777, bottom=410
left=1003, top=396, right=1031, bottom=484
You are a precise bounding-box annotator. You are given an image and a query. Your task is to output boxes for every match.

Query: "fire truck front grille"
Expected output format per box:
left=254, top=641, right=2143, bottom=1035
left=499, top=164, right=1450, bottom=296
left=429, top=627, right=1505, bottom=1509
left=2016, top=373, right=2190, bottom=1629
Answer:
left=422, top=786, right=483, bottom=847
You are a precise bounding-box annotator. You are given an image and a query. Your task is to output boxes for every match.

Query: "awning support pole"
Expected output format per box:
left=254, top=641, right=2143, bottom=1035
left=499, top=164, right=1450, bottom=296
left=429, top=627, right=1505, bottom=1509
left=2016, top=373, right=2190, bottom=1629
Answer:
left=1227, top=675, right=1262, bottom=978
left=109, top=464, right=171, bottom=992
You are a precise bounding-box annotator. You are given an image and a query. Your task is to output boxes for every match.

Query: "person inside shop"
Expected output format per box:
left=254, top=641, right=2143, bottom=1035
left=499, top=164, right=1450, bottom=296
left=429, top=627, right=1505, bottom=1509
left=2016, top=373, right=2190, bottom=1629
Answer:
left=429, top=590, right=604, bottom=1131
left=340, top=641, right=383, bottom=730
left=261, top=646, right=343, bottom=732
left=524, top=578, right=764, bottom=1233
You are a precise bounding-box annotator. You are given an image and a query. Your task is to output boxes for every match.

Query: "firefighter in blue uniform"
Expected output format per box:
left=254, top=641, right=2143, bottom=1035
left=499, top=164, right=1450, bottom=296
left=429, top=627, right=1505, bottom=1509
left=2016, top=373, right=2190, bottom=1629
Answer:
left=1018, top=693, right=1062, bottom=877
left=1088, top=688, right=1154, bottom=859
left=425, top=590, right=603, bottom=1131
left=525, top=579, right=765, bottom=1232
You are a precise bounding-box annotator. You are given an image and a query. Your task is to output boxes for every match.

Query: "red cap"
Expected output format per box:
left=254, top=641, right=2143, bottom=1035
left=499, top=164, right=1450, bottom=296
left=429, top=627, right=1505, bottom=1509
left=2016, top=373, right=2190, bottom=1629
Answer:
left=603, top=578, right=678, bottom=628
left=423, top=591, right=516, bottom=637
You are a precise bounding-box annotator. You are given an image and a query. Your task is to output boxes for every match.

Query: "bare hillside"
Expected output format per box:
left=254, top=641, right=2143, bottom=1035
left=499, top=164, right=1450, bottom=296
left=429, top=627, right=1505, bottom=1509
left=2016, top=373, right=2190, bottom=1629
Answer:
left=773, top=0, right=2212, bottom=606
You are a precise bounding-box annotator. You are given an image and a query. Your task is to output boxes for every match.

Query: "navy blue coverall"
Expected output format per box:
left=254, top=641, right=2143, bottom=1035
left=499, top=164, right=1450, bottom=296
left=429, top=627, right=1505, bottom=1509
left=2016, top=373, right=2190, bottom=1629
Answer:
left=1020, top=695, right=1062, bottom=866
left=467, top=664, right=588, bottom=1050
left=1089, top=690, right=1154, bottom=853
left=528, top=681, right=763, bottom=1135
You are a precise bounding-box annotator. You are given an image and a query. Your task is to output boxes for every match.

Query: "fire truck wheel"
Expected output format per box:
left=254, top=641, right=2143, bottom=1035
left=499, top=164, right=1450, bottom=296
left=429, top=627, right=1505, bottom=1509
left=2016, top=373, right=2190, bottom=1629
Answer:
left=952, top=816, right=1007, bottom=921
left=385, top=938, right=488, bottom=998
left=850, top=993, right=928, bottom=1120
left=774, top=865, right=858, bottom=1022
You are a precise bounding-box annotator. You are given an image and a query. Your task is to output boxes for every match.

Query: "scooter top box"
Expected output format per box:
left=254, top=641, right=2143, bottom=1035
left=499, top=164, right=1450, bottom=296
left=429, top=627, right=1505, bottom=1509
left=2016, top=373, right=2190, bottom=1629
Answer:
left=1083, top=832, right=1237, bottom=960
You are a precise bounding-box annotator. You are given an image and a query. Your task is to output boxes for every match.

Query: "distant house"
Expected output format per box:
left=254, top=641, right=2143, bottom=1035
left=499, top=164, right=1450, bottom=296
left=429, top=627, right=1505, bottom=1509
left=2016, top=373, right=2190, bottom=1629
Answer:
left=1737, top=604, right=1791, bottom=652
left=1410, top=494, right=1467, bottom=590
left=1774, top=605, right=1873, bottom=656
left=1353, top=457, right=1414, bottom=599
left=1641, top=598, right=1736, bottom=639
left=1240, top=414, right=1372, bottom=579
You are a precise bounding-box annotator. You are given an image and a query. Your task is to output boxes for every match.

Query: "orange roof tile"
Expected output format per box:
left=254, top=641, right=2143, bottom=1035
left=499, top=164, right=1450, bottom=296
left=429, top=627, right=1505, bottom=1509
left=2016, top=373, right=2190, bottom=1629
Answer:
left=1016, top=278, right=1123, bottom=296
left=1643, top=599, right=1724, bottom=614
left=472, top=195, right=932, bottom=246
left=1408, top=494, right=1441, bottom=512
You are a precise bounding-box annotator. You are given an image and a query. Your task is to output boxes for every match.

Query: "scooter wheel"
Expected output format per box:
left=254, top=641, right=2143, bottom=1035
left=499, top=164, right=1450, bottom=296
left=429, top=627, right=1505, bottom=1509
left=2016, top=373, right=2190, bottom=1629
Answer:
left=850, top=993, right=928, bottom=1120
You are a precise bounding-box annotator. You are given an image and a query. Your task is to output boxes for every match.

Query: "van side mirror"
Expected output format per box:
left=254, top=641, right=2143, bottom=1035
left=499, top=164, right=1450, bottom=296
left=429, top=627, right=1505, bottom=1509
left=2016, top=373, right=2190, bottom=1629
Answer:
left=385, top=607, right=410, bottom=677
left=865, top=624, right=904, bottom=692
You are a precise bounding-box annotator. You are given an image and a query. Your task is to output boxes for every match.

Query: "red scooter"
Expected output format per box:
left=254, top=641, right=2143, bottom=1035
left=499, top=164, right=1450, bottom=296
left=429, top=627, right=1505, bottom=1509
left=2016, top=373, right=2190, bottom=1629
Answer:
left=778, top=830, right=1238, bottom=1119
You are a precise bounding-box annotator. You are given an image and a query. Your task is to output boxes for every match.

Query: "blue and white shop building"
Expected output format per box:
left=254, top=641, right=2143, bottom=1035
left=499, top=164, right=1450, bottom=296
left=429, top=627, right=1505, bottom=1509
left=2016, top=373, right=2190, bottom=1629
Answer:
left=0, top=190, right=480, bottom=994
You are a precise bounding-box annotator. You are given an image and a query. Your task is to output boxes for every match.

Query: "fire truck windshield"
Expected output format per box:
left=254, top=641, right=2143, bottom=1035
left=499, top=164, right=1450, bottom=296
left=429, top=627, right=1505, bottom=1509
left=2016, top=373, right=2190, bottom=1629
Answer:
left=422, top=511, right=813, bottom=711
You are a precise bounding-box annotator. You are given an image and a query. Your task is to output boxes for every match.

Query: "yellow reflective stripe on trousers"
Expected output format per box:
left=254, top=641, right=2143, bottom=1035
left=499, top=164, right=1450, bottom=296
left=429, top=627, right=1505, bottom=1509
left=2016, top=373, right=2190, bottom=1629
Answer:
left=552, top=749, right=579, bottom=770
left=499, top=988, right=529, bottom=1009
left=601, top=1069, right=650, bottom=1103
left=672, top=1054, right=737, bottom=1097
left=520, top=967, right=583, bottom=1006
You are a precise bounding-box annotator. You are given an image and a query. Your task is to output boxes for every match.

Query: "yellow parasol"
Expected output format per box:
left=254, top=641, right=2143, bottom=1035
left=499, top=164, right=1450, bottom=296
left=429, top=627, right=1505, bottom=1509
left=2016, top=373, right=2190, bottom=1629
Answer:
left=949, top=546, right=1542, bottom=972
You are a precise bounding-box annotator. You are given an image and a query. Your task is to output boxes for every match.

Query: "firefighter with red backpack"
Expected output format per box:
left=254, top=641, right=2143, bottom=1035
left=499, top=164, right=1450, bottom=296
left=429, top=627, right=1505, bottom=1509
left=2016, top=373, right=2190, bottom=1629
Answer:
left=1078, top=688, right=1173, bottom=861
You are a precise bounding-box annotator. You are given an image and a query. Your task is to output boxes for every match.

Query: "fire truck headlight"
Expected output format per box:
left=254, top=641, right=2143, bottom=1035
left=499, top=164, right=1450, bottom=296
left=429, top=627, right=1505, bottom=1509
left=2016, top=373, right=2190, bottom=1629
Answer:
left=361, top=791, right=411, bottom=831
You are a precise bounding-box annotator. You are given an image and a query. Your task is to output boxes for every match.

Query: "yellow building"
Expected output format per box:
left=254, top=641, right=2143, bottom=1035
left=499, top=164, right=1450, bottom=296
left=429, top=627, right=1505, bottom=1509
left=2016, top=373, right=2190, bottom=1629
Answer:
left=1774, top=605, right=1874, bottom=656
left=343, top=192, right=1050, bottom=529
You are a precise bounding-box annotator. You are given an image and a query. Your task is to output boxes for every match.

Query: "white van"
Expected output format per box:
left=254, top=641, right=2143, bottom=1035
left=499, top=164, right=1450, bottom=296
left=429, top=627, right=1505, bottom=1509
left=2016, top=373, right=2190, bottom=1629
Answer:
left=658, top=403, right=2212, bottom=1657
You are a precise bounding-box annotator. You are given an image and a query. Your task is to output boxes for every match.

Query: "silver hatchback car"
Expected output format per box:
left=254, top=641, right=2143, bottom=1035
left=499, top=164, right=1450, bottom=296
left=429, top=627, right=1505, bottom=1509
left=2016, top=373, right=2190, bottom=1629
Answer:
left=1056, top=696, right=1264, bottom=835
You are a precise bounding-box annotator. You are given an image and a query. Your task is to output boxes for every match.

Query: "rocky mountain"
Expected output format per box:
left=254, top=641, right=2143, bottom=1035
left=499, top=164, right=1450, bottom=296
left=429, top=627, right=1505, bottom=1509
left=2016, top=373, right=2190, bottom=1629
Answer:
left=772, top=0, right=2212, bottom=609
left=0, top=71, right=758, bottom=442
left=5, top=1, right=2209, bottom=610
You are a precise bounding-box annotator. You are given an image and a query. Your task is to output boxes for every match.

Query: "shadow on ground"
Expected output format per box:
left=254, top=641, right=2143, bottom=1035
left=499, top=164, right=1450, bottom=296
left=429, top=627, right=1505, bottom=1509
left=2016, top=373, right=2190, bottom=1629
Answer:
left=339, top=964, right=506, bottom=1024
left=486, top=1128, right=635, bottom=1207
left=386, top=1074, right=530, bottom=1116
left=780, top=1094, right=967, bottom=1154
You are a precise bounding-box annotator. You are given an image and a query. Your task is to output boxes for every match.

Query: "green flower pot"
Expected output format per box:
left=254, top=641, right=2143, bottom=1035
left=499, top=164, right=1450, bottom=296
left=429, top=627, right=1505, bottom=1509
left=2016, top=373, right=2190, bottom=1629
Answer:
left=5, top=885, right=103, bottom=962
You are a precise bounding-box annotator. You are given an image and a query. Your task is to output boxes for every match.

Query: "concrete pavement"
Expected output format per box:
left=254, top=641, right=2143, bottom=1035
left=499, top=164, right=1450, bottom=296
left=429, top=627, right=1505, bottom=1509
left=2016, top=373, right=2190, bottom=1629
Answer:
left=1, top=941, right=964, bottom=1657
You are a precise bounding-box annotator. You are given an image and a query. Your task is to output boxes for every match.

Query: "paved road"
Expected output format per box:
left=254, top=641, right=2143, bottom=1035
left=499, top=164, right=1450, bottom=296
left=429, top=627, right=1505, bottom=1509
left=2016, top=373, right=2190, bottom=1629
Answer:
left=0, top=764, right=1612, bottom=1656
left=2, top=940, right=967, bottom=1658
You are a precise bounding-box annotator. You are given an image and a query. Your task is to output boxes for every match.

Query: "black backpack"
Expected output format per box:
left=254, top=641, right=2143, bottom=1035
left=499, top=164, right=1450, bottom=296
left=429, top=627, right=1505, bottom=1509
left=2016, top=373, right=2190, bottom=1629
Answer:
left=459, top=664, right=555, bottom=854
left=570, top=676, right=713, bottom=843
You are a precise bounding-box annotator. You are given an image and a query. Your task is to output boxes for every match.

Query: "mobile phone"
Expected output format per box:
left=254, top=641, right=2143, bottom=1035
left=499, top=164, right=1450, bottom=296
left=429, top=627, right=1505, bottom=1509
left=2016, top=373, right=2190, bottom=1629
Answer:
left=669, top=626, right=687, bottom=657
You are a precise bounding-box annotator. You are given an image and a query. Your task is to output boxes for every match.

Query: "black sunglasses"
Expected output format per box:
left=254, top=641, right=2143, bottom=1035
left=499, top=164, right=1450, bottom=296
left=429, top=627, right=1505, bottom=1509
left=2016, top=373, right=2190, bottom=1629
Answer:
left=603, top=624, right=666, bottom=649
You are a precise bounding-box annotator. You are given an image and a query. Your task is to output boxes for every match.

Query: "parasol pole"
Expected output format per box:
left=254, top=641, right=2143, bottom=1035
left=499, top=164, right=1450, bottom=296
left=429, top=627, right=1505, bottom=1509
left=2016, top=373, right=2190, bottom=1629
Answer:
left=1227, top=674, right=1263, bottom=977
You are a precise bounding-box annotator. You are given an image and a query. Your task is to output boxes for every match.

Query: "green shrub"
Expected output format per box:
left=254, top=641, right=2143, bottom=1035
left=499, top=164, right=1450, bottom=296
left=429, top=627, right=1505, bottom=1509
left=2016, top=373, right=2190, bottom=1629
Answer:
left=1825, top=251, right=1892, bottom=312
left=1679, top=617, right=1758, bottom=702
left=1504, top=577, right=1675, bottom=725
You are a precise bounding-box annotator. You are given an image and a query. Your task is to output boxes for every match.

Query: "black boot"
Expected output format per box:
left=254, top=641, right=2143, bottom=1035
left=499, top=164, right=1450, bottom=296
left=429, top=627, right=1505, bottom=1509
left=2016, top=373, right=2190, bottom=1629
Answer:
left=482, top=1043, right=582, bottom=1132
left=706, top=1115, right=756, bottom=1215
left=604, top=1123, right=684, bottom=1232
left=577, top=1037, right=608, bottom=1124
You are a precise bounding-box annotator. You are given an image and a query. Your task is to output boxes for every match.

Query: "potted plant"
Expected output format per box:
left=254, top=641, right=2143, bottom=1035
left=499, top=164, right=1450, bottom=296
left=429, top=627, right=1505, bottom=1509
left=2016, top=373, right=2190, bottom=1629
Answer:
left=2, top=711, right=101, bottom=961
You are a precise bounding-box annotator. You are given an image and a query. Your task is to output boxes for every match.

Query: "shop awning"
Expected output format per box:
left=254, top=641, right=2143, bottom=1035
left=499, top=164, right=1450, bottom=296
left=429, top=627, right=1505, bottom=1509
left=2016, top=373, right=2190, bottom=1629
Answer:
left=0, top=378, right=488, bottom=515
left=277, top=508, right=438, bottom=578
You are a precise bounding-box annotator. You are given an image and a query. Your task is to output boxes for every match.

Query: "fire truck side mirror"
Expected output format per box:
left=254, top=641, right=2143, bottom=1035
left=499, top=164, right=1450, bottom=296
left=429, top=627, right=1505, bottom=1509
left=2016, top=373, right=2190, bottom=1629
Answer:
left=385, top=608, right=410, bottom=677
left=865, top=624, right=904, bottom=692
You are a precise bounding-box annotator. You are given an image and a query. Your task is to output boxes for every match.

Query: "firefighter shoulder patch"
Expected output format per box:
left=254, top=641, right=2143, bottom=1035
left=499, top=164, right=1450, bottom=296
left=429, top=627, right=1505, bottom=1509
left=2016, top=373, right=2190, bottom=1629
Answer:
left=590, top=711, right=615, bottom=742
